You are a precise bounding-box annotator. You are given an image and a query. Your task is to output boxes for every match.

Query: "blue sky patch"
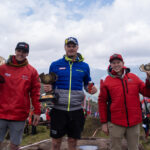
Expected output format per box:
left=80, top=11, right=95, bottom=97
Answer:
left=54, top=0, right=113, bottom=21
left=21, top=7, right=34, bottom=16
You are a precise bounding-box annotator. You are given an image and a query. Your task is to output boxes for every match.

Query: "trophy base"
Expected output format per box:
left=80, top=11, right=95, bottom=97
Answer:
left=40, top=95, right=54, bottom=99
left=39, top=94, right=59, bottom=104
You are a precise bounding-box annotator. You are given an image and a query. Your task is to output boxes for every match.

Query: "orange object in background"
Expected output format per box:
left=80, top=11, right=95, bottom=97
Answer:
left=28, top=110, right=34, bottom=125
left=46, top=108, right=50, bottom=121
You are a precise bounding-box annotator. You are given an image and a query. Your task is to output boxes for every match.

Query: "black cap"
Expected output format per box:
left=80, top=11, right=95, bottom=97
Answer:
left=65, top=37, right=78, bottom=45
left=15, top=42, right=29, bottom=53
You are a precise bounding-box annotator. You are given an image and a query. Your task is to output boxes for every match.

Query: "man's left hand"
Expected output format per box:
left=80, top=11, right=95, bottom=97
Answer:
left=32, top=114, right=40, bottom=126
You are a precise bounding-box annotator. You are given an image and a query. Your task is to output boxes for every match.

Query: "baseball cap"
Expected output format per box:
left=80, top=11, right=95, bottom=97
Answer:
left=65, top=37, right=78, bottom=45
left=109, top=54, right=123, bottom=62
left=15, top=42, right=29, bottom=53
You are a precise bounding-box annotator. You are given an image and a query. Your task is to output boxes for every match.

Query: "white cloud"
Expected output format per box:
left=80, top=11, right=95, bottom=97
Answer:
left=0, top=0, right=150, bottom=72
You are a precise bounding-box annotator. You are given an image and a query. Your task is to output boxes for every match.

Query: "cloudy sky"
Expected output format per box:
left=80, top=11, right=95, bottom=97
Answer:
left=0, top=0, right=150, bottom=73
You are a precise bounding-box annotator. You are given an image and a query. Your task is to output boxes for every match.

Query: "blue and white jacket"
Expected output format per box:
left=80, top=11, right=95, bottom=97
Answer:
left=49, top=53, right=91, bottom=111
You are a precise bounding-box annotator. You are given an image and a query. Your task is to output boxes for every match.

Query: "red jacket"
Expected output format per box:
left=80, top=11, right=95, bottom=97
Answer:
left=0, top=56, right=41, bottom=121
left=98, top=67, right=150, bottom=127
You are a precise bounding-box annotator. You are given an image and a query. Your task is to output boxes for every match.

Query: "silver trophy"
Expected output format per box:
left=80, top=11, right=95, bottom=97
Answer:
left=139, top=63, right=150, bottom=72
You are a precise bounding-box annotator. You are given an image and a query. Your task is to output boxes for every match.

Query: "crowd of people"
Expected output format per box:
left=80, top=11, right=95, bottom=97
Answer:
left=0, top=37, right=150, bottom=150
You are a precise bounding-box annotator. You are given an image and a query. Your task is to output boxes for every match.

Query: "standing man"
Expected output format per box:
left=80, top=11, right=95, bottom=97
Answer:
left=44, top=37, right=97, bottom=150
left=0, top=42, right=41, bottom=150
left=98, top=54, right=150, bottom=150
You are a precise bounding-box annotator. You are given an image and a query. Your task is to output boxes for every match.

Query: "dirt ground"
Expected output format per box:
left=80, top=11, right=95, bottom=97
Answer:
left=17, top=137, right=144, bottom=150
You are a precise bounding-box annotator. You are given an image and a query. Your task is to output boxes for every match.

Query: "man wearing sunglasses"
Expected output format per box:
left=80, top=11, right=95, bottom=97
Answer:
left=98, top=53, right=150, bottom=150
left=0, top=42, right=41, bottom=150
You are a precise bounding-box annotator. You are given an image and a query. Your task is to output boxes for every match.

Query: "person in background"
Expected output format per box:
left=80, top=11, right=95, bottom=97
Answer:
left=98, top=53, right=150, bottom=150
left=142, top=114, right=150, bottom=139
left=0, top=42, right=41, bottom=150
left=30, top=109, right=37, bottom=135
left=44, top=37, right=97, bottom=150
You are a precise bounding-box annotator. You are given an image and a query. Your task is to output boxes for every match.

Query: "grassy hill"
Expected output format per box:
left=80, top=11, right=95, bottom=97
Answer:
left=20, top=116, right=150, bottom=150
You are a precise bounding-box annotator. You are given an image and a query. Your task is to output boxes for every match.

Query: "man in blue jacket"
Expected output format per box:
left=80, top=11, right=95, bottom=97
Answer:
left=44, top=37, right=97, bottom=150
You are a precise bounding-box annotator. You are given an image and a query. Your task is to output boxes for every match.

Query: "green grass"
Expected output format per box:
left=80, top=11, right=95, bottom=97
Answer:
left=21, top=117, right=105, bottom=146
left=20, top=117, right=150, bottom=150
left=140, top=128, right=150, bottom=150
left=21, top=125, right=50, bottom=146
left=142, top=140, right=150, bottom=150
left=82, top=116, right=108, bottom=138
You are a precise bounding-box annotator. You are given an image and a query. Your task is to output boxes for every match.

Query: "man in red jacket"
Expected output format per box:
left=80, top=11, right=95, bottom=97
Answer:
left=98, top=54, right=150, bottom=150
left=0, top=42, right=41, bottom=150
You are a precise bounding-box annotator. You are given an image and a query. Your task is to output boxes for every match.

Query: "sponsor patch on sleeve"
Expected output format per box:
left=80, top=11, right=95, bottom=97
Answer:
left=59, top=67, right=66, bottom=70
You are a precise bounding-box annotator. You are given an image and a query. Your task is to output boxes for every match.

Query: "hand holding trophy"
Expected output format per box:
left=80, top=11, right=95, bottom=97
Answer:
left=139, top=63, right=150, bottom=78
left=39, top=72, right=59, bottom=104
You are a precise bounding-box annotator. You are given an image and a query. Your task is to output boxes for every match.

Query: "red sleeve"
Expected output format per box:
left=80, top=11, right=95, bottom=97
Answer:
left=139, top=78, right=150, bottom=97
left=30, top=69, right=41, bottom=115
left=146, top=79, right=150, bottom=88
left=98, top=79, right=108, bottom=123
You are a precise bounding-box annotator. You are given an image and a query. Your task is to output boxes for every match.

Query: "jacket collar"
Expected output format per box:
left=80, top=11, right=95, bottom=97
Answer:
left=6, top=55, right=28, bottom=67
left=64, top=53, right=84, bottom=62
left=107, top=65, right=130, bottom=78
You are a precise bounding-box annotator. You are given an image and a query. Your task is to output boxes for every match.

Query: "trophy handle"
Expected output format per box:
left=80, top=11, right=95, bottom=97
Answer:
left=39, top=73, right=44, bottom=78
left=49, top=72, right=58, bottom=82
left=139, top=64, right=145, bottom=72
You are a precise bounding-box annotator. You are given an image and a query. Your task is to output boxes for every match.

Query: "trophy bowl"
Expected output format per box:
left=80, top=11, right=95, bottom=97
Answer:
left=39, top=72, right=59, bottom=104
left=139, top=63, right=150, bottom=72
left=39, top=72, right=57, bottom=84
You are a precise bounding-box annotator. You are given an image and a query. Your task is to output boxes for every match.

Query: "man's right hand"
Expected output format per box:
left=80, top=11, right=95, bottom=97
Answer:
left=32, top=114, right=40, bottom=126
left=43, top=84, right=52, bottom=92
left=102, top=123, right=109, bottom=136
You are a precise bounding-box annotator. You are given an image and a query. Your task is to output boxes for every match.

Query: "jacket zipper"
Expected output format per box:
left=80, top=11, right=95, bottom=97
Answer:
left=121, top=79, right=129, bottom=126
left=67, top=62, right=73, bottom=111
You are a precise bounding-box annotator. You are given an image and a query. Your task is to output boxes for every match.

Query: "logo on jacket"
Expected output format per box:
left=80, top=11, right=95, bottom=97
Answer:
left=128, top=78, right=132, bottom=82
left=51, top=129, right=57, bottom=135
left=22, top=75, right=28, bottom=80
left=76, top=69, right=84, bottom=72
left=5, top=73, right=11, bottom=77
left=59, top=67, right=66, bottom=70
